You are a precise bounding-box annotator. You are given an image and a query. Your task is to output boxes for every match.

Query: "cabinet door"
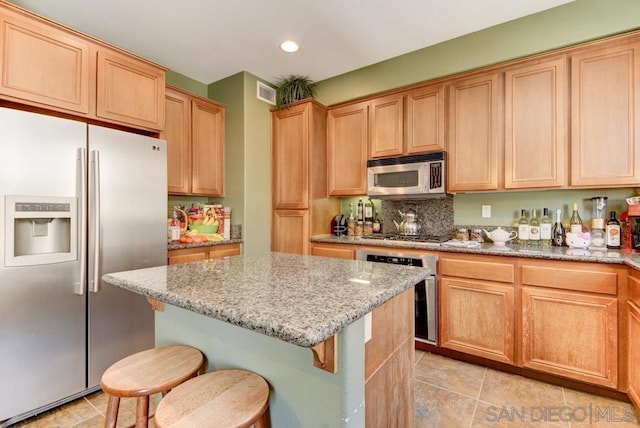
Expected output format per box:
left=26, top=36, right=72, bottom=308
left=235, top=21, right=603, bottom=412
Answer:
left=272, top=210, right=309, bottom=255
left=191, top=99, right=225, bottom=196
left=521, top=287, right=618, bottom=388
left=504, top=57, right=567, bottom=189
left=168, top=250, right=206, bottom=265
left=163, top=88, right=192, bottom=194
left=96, top=49, right=165, bottom=131
left=369, top=94, right=404, bottom=158
left=440, top=277, right=514, bottom=364
left=629, top=301, right=640, bottom=410
left=405, top=83, right=446, bottom=154
left=271, top=103, right=309, bottom=209
left=448, top=73, right=501, bottom=192
left=327, top=102, right=368, bottom=196
left=571, top=40, right=640, bottom=187
left=0, top=10, right=91, bottom=114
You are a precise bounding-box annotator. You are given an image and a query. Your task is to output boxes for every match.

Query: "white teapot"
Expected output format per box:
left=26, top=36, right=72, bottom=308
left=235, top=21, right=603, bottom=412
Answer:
left=483, top=227, right=517, bottom=246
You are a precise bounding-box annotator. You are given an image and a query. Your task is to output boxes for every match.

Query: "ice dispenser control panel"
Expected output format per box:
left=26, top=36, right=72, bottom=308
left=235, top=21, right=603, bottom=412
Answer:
left=4, top=195, right=78, bottom=267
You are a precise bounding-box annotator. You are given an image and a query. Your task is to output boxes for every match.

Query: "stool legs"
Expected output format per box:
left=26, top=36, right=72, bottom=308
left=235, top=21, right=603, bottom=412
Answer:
left=105, top=395, right=120, bottom=428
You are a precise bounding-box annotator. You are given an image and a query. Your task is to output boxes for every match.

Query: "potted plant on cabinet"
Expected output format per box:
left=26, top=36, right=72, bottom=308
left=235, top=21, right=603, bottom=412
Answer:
left=275, top=74, right=316, bottom=108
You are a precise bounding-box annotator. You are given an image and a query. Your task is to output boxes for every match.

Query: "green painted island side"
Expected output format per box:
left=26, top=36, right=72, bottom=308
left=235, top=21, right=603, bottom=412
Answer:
left=155, top=304, right=366, bottom=427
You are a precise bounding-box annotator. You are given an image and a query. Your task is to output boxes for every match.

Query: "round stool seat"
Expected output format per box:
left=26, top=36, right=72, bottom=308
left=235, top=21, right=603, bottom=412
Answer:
left=101, top=345, right=204, bottom=428
left=155, top=369, right=270, bottom=428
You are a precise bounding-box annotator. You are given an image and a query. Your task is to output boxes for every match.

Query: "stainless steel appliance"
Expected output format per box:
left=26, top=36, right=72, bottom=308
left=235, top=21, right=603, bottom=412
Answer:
left=0, top=107, right=167, bottom=425
left=356, top=249, right=438, bottom=345
left=367, top=152, right=446, bottom=199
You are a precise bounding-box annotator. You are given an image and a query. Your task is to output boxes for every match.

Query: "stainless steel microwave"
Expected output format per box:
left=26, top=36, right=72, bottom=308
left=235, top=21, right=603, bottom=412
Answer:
left=367, top=152, right=446, bottom=199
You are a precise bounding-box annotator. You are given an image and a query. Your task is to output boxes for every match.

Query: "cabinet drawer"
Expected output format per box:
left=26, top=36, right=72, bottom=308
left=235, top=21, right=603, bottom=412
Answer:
left=440, top=257, right=515, bottom=283
left=311, top=245, right=355, bottom=260
left=521, top=264, right=617, bottom=295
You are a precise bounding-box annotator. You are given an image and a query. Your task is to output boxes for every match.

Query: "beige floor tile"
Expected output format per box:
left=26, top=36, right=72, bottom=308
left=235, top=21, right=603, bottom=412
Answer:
left=472, top=400, right=508, bottom=427
left=562, top=388, right=639, bottom=427
left=12, top=397, right=101, bottom=428
left=415, top=352, right=486, bottom=398
left=415, top=380, right=476, bottom=428
left=479, top=368, right=565, bottom=412
left=415, top=349, right=426, bottom=364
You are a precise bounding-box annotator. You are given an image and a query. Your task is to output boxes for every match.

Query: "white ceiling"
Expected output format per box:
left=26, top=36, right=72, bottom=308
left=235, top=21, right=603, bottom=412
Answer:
left=9, top=0, right=574, bottom=85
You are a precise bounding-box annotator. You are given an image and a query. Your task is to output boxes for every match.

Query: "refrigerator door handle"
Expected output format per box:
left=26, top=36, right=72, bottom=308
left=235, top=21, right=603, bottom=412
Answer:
left=90, top=149, right=101, bottom=293
left=77, top=148, right=87, bottom=295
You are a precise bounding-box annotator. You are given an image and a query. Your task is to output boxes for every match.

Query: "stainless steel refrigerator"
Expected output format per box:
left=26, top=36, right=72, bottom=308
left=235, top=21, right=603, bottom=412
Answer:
left=0, top=107, right=167, bottom=424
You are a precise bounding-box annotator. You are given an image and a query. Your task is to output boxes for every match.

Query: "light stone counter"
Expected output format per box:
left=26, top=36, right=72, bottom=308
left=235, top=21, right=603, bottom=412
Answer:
left=102, top=252, right=428, bottom=347
left=312, top=235, right=637, bottom=266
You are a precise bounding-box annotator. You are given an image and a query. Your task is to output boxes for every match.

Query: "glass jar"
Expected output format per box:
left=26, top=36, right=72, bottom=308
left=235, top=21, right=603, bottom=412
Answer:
left=454, top=228, right=469, bottom=241
left=470, top=228, right=484, bottom=243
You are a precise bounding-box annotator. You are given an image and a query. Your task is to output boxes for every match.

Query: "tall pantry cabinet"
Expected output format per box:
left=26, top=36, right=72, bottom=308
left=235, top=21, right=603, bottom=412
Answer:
left=271, top=100, right=339, bottom=254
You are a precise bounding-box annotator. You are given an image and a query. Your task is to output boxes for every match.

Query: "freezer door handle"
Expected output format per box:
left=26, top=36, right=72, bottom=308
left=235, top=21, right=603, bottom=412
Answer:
left=89, top=150, right=101, bottom=293
left=77, top=148, right=87, bottom=295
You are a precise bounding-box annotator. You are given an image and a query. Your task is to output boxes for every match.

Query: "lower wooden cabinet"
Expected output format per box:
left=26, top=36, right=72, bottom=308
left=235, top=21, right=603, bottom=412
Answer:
left=440, top=277, right=515, bottom=364
left=520, top=260, right=622, bottom=389
left=439, top=254, right=516, bottom=364
left=168, top=243, right=241, bottom=265
left=521, top=286, right=618, bottom=388
left=629, top=273, right=640, bottom=409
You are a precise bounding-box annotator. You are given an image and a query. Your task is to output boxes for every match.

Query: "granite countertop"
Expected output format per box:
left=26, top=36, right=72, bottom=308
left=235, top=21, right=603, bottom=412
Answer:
left=102, top=252, right=428, bottom=348
left=311, top=235, right=640, bottom=267
left=167, top=238, right=243, bottom=251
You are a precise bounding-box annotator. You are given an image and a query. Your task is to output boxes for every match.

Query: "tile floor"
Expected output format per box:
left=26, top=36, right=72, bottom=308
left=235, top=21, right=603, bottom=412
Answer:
left=10, top=351, right=640, bottom=427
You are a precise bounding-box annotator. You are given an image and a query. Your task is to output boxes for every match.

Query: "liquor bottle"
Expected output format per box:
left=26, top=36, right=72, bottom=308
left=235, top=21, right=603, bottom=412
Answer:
left=606, top=211, right=621, bottom=249
left=518, top=209, right=529, bottom=247
left=529, top=209, right=540, bottom=247
left=552, top=209, right=565, bottom=247
left=540, top=208, right=552, bottom=247
left=364, top=199, right=374, bottom=235
left=569, top=203, right=585, bottom=234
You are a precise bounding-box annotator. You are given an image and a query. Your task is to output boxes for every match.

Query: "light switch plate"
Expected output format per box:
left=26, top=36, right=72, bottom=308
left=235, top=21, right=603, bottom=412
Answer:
left=482, top=205, right=491, bottom=218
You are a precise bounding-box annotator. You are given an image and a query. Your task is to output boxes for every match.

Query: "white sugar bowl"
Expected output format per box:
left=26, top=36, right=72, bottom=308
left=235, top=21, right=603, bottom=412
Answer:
left=483, top=227, right=518, bottom=246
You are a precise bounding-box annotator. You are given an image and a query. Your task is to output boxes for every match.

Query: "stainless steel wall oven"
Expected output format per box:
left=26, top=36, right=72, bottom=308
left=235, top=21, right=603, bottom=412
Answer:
left=356, top=249, right=438, bottom=345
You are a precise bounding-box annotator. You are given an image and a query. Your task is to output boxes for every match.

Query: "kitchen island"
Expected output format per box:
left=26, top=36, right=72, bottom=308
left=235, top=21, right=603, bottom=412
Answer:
left=102, top=252, right=428, bottom=427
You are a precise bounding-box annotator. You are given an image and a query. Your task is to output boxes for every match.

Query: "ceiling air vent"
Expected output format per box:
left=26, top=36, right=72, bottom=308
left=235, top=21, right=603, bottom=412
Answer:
left=257, top=81, right=276, bottom=105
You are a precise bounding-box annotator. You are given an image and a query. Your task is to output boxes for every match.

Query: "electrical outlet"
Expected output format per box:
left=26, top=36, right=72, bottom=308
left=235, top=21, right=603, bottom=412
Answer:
left=482, top=205, right=491, bottom=218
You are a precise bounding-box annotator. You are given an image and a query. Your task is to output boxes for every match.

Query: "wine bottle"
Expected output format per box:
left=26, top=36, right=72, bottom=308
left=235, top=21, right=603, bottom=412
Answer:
left=529, top=209, right=540, bottom=247
left=540, top=208, right=552, bottom=247
left=347, top=203, right=355, bottom=236
left=355, top=198, right=364, bottom=236
left=569, top=203, right=585, bottom=234
left=552, top=209, right=565, bottom=247
left=606, top=211, right=621, bottom=249
left=518, top=209, right=529, bottom=247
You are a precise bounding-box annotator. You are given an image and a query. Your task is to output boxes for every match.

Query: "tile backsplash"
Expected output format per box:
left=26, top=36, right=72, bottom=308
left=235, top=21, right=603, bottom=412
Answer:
left=379, top=197, right=454, bottom=237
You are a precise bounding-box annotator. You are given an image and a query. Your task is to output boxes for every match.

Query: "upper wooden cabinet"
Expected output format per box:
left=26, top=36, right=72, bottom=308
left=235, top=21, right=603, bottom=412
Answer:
left=504, top=56, right=568, bottom=189
left=369, top=93, right=404, bottom=158
left=0, top=7, right=91, bottom=114
left=447, top=72, right=501, bottom=192
left=327, top=101, right=369, bottom=196
left=95, top=49, right=165, bottom=131
left=0, top=1, right=166, bottom=132
left=570, top=38, right=640, bottom=187
left=163, top=85, right=225, bottom=196
left=405, top=83, right=446, bottom=154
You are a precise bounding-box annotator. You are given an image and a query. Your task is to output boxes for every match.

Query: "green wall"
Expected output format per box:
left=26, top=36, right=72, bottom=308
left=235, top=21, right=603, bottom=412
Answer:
left=165, top=70, right=207, bottom=97
left=208, top=72, right=272, bottom=254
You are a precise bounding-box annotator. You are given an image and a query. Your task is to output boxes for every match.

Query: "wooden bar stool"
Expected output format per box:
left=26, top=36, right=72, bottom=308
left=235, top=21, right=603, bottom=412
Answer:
left=154, top=369, right=270, bottom=428
left=101, top=345, right=204, bottom=428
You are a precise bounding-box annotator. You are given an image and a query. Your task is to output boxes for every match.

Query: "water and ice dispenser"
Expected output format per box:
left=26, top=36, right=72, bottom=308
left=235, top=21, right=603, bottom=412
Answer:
left=4, top=196, right=77, bottom=266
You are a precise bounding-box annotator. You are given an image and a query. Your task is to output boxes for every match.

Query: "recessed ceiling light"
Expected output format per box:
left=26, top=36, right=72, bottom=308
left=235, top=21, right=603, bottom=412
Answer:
left=280, top=40, right=299, bottom=53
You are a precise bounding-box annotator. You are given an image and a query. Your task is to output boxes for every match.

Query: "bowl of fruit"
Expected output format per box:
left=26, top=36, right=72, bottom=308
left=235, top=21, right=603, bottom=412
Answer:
left=188, top=208, right=219, bottom=234
left=189, top=223, right=218, bottom=234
